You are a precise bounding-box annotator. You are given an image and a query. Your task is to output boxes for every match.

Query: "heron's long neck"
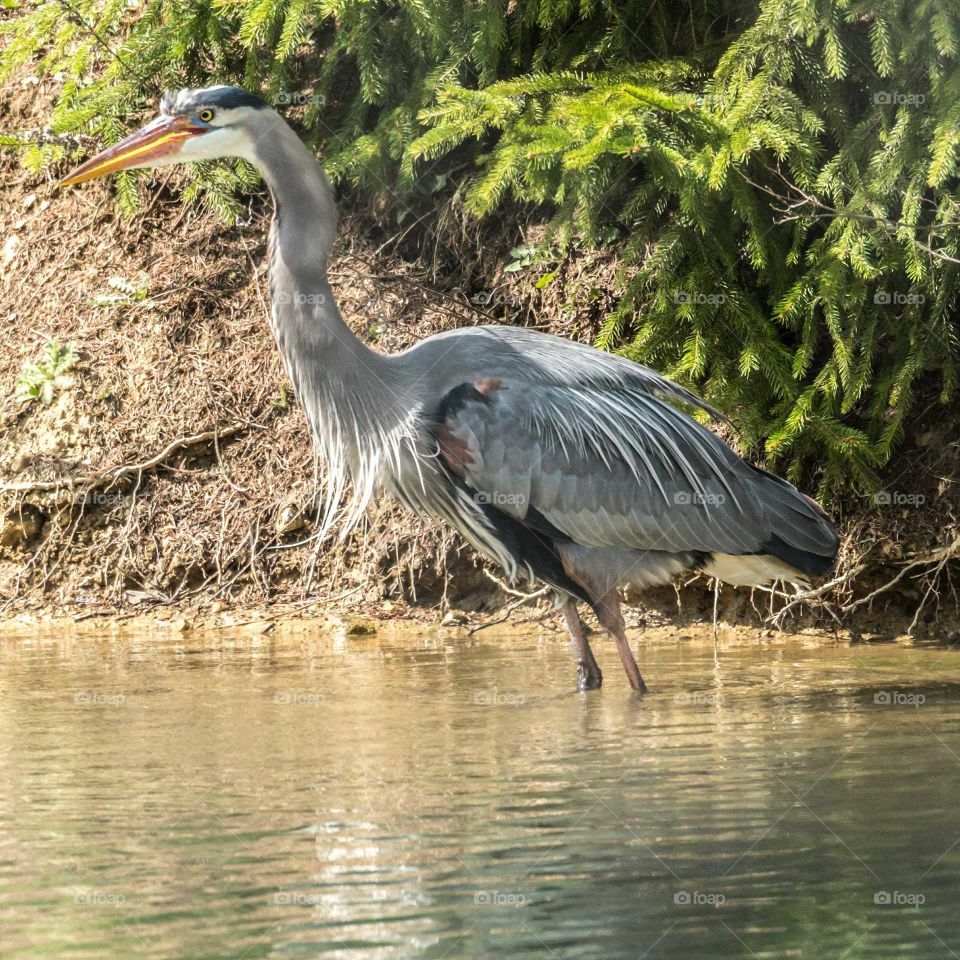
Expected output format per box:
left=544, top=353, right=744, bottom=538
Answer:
left=253, top=123, right=407, bottom=528
left=257, top=125, right=394, bottom=388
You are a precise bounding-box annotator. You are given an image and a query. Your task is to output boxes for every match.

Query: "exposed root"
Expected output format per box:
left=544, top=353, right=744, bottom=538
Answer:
left=763, top=564, right=868, bottom=629
left=0, top=422, right=256, bottom=495
left=841, top=535, right=960, bottom=634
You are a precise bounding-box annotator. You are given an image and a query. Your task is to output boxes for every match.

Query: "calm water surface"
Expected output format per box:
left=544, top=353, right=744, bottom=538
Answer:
left=1, top=623, right=959, bottom=959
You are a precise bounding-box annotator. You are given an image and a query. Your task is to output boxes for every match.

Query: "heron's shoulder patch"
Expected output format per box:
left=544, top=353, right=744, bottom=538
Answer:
left=435, top=378, right=504, bottom=424
left=474, top=377, right=503, bottom=397
left=431, top=380, right=507, bottom=477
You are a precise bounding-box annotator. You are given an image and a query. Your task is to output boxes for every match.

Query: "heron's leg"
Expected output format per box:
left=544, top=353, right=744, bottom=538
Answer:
left=561, top=600, right=602, bottom=691
left=595, top=591, right=647, bottom=694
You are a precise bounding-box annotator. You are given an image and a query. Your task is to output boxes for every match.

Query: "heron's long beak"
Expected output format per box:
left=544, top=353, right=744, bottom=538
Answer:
left=59, top=116, right=204, bottom=186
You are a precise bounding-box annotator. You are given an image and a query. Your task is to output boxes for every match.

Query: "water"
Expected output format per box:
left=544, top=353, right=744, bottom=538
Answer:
left=1, top=623, right=959, bottom=959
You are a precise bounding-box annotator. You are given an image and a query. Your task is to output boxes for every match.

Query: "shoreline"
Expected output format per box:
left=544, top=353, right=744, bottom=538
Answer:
left=0, top=600, right=905, bottom=646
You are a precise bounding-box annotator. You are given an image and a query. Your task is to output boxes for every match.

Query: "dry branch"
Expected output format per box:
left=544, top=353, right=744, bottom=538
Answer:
left=0, top=422, right=261, bottom=496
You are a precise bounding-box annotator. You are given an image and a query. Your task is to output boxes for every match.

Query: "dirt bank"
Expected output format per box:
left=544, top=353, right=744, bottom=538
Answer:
left=1, top=73, right=959, bottom=639
left=0, top=603, right=871, bottom=653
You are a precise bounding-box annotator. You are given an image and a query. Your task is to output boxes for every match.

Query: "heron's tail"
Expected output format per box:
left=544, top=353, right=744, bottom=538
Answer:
left=751, top=466, right=839, bottom=576
left=701, top=465, right=839, bottom=588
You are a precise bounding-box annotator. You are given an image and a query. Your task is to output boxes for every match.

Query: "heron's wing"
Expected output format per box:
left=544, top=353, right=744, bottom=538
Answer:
left=432, top=377, right=836, bottom=569
left=417, top=325, right=729, bottom=422
left=479, top=326, right=731, bottom=422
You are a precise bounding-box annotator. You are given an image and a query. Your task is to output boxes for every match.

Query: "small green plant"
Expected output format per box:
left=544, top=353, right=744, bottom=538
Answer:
left=89, top=276, right=149, bottom=308
left=504, top=245, right=539, bottom=273
left=16, top=340, right=78, bottom=406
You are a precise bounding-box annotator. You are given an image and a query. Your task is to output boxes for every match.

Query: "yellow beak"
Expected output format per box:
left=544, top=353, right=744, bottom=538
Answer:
left=59, top=115, right=204, bottom=186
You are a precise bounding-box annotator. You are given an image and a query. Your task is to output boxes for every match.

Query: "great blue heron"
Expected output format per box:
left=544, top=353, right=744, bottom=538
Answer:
left=61, top=85, right=839, bottom=693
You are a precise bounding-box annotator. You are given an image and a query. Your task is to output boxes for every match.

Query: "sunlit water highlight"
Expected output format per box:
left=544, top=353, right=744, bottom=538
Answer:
left=1, top=624, right=959, bottom=958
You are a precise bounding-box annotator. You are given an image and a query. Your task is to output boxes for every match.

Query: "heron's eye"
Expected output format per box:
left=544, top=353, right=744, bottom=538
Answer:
left=198, top=108, right=215, bottom=123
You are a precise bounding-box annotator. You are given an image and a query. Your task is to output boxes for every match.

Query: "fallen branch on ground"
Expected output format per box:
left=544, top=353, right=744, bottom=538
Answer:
left=764, top=563, right=869, bottom=627
left=841, top=535, right=960, bottom=633
left=0, top=421, right=264, bottom=496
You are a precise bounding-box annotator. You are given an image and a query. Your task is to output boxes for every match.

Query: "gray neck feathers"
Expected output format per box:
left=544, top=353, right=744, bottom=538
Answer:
left=250, top=115, right=414, bottom=537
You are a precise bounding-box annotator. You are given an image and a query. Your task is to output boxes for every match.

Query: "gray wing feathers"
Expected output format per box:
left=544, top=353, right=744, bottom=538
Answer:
left=484, top=326, right=730, bottom=422
left=444, top=378, right=836, bottom=564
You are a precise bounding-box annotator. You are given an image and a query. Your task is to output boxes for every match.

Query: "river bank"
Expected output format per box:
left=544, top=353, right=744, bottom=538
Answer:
left=2, top=73, right=959, bottom=636
left=0, top=591, right=928, bottom=648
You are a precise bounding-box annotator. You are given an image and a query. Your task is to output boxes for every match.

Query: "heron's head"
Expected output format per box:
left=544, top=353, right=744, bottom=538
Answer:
left=60, top=86, right=273, bottom=186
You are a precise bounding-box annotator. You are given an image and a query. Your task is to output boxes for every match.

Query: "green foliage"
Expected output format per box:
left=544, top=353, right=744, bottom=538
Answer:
left=89, top=275, right=149, bottom=307
left=16, top=340, right=79, bottom=405
left=2, top=0, right=959, bottom=493
left=408, top=3, right=960, bottom=495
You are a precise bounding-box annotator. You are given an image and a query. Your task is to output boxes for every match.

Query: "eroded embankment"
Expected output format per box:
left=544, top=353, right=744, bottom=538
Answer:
left=1, top=74, right=958, bottom=638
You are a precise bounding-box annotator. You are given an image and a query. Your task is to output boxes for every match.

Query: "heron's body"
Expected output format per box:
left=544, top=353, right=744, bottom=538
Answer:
left=62, top=85, right=840, bottom=692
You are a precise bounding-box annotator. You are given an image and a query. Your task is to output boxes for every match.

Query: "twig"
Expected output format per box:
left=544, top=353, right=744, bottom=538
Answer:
left=0, top=422, right=263, bottom=495
left=464, top=570, right=551, bottom=635
left=209, top=586, right=364, bottom=628
left=764, top=563, right=867, bottom=626
left=712, top=577, right=720, bottom=639
left=736, top=165, right=960, bottom=264
left=55, top=0, right=144, bottom=82
left=481, top=566, right=551, bottom=600
left=466, top=595, right=550, bottom=636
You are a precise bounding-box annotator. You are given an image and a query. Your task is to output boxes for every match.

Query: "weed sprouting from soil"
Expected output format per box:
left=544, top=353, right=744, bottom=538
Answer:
left=15, top=340, right=78, bottom=406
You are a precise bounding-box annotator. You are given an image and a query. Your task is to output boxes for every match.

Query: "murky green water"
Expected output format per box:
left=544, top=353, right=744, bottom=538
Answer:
left=1, top=624, right=959, bottom=958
